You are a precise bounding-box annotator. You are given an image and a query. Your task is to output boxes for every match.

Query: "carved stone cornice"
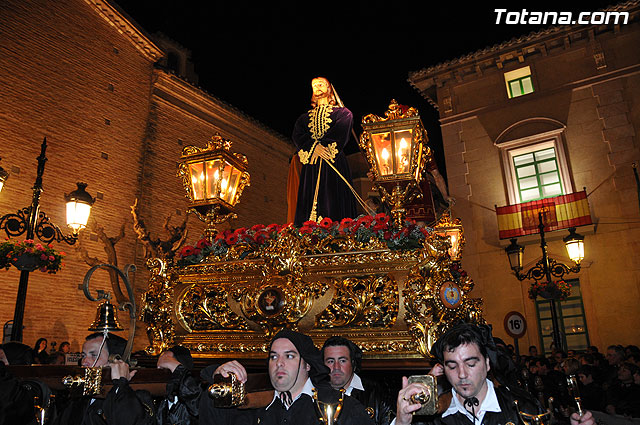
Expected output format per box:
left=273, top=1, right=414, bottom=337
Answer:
left=85, top=0, right=164, bottom=62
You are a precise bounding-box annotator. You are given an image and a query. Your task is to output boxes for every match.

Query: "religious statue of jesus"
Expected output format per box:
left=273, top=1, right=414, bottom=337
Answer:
left=292, top=77, right=358, bottom=226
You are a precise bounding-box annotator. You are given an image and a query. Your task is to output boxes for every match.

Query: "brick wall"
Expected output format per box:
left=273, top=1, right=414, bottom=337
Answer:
left=0, top=0, right=292, bottom=353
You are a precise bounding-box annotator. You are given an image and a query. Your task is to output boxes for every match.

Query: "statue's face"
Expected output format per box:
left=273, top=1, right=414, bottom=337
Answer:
left=311, top=78, right=330, bottom=98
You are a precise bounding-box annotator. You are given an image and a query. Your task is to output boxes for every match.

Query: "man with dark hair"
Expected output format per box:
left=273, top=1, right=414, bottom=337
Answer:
left=53, top=333, right=154, bottom=425
left=0, top=342, right=44, bottom=424
left=394, top=322, right=596, bottom=425
left=605, top=362, right=640, bottom=417
left=577, top=365, right=605, bottom=411
left=156, top=345, right=200, bottom=425
left=322, top=336, right=394, bottom=425
left=200, top=329, right=374, bottom=424
left=528, top=345, right=538, bottom=357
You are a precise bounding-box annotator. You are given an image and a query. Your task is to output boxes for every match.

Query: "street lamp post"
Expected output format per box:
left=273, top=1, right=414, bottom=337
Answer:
left=0, top=138, right=95, bottom=342
left=505, top=210, right=585, bottom=353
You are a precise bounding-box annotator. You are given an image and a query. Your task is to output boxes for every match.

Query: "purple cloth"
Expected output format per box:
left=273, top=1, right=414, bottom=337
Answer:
left=292, top=106, right=358, bottom=225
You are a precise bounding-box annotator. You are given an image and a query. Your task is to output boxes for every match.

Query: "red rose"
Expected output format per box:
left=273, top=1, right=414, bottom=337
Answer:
left=340, top=218, right=353, bottom=226
left=180, top=245, right=195, bottom=257
left=373, top=222, right=388, bottom=231
left=319, top=217, right=333, bottom=229
left=251, top=224, right=265, bottom=232
left=374, top=213, right=390, bottom=224
left=233, top=227, right=247, bottom=235
left=266, top=223, right=280, bottom=233
left=302, top=220, right=318, bottom=228
left=255, top=233, right=267, bottom=244
left=196, top=238, right=211, bottom=249
left=299, top=226, right=313, bottom=234
left=356, top=216, right=373, bottom=228
left=226, top=234, right=238, bottom=245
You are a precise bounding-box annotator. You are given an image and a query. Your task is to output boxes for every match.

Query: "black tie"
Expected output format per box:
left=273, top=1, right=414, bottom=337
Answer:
left=464, top=397, right=480, bottom=422
left=280, top=391, right=293, bottom=408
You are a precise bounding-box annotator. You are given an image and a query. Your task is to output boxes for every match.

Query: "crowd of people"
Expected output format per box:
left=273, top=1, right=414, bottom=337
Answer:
left=2, top=324, right=637, bottom=425
left=511, top=343, right=640, bottom=418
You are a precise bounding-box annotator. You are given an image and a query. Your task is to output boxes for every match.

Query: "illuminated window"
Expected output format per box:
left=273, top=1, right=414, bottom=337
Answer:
left=513, top=147, right=563, bottom=202
left=504, top=66, right=534, bottom=98
left=535, top=279, right=590, bottom=355
left=499, top=132, right=573, bottom=205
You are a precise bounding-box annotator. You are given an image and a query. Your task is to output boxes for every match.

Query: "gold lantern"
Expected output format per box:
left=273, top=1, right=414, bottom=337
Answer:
left=433, top=210, right=464, bottom=261
left=359, top=100, right=430, bottom=226
left=178, top=134, right=250, bottom=240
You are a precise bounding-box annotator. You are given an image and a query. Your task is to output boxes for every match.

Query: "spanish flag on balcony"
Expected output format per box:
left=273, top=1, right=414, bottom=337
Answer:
left=496, top=191, right=592, bottom=239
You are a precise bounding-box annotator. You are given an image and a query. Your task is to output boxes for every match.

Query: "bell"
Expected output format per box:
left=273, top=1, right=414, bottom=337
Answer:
left=88, top=300, right=123, bottom=332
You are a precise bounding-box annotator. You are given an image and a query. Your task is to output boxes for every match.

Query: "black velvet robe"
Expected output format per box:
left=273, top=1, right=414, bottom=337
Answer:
left=292, top=106, right=358, bottom=226
left=199, top=391, right=375, bottom=425
left=410, top=385, right=542, bottom=425
left=52, top=378, right=154, bottom=425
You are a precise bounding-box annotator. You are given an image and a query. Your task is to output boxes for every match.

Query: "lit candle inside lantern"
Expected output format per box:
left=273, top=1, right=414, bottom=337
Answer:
left=381, top=148, right=390, bottom=175
left=397, top=138, right=409, bottom=172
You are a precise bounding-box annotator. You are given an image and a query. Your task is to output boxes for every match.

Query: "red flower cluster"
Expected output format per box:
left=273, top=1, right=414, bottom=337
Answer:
left=528, top=279, right=572, bottom=300
left=0, top=239, right=66, bottom=273
left=177, top=214, right=431, bottom=265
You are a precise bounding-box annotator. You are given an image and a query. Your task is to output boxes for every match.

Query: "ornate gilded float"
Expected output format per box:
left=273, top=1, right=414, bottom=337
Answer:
left=140, top=102, right=484, bottom=360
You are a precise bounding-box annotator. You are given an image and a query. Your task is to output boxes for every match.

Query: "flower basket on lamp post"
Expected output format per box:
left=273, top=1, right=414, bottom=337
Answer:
left=0, top=239, right=66, bottom=274
left=528, top=279, right=571, bottom=301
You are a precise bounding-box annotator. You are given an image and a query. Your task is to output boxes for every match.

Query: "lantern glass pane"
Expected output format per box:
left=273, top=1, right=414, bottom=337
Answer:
left=393, top=129, right=413, bottom=174
left=189, top=162, right=205, bottom=200
left=372, top=132, right=393, bottom=176
left=565, top=240, right=584, bottom=263
left=224, top=167, right=240, bottom=205
left=66, top=201, right=92, bottom=232
left=219, top=162, right=233, bottom=203
left=447, top=230, right=460, bottom=258
left=206, top=159, right=223, bottom=199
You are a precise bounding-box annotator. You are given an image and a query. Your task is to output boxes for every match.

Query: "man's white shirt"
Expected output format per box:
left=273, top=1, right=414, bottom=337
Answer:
left=343, top=373, right=365, bottom=396
left=265, top=377, right=315, bottom=410
left=442, top=379, right=501, bottom=424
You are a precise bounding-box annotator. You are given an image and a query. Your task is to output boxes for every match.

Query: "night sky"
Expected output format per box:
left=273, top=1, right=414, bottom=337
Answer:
left=112, top=1, right=617, bottom=174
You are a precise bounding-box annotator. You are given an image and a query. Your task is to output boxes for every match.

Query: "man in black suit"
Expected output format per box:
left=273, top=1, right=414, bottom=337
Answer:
left=322, top=336, right=394, bottom=425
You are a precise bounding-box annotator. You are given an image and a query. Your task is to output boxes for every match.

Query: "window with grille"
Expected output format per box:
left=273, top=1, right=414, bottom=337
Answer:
left=535, top=279, right=590, bottom=355
left=504, top=66, right=535, bottom=98
left=513, top=147, right=564, bottom=202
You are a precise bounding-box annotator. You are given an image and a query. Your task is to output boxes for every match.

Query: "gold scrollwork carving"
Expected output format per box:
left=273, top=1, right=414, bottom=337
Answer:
left=403, top=240, right=484, bottom=357
left=316, top=275, right=398, bottom=329
left=178, top=284, right=249, bottom=331
left=231, top=275, right=328, bottom=336
left=140, top=258, right=175, bottom=355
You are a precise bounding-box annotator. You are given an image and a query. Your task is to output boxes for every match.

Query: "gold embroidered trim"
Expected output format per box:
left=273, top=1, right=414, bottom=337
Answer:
left=326, top=142, right=338, bottom=162
left=298, top=105, right=335, bottom=165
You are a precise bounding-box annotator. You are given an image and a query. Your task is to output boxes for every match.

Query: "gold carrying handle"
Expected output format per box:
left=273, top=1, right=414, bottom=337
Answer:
left=514, top=398, right=555, bottom=425
left=407, top=375, right=438, bottom=416
left=567, top=375, right=584, bottom=417
left=410, top=390, right=431, bottom=404
left=208, top=372, right=246, bottom=407
left=62, top=367, right=103, bottom=397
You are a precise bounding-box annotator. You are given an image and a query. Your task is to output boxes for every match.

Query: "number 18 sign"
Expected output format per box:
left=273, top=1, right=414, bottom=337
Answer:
left=504, top=311, right=527, bottom=339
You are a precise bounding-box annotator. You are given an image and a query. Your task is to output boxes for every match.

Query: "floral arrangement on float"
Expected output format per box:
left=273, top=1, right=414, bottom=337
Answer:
left=528, top=279, right=571, bottom=301
left=0, top=239, right=66, bottom=273
left=177, top=213, right=432, bottom=266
